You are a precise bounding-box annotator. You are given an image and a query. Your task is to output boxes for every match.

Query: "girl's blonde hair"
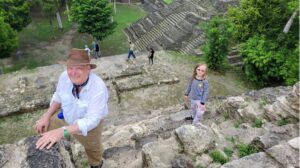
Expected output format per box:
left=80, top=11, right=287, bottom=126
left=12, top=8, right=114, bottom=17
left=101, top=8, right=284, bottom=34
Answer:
left=192, top=63, right=208, bottom=79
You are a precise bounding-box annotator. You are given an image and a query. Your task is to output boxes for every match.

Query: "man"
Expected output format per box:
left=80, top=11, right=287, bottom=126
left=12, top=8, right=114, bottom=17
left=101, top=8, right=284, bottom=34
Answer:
left=93, top=41, right=101, bottom=59
left=85, top=44, right=91, bottom=58
left=127, top=41, right=136, bottom=60
left=34, top=48, right=108, bottom=168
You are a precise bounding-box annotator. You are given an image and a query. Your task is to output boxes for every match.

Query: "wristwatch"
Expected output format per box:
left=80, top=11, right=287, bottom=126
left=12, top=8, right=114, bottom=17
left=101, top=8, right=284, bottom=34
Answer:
left=62, top=126, right=69, bottom=138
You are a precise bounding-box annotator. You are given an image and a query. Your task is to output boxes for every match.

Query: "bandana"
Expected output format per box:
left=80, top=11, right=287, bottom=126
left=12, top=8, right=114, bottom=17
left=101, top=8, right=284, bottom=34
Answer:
left=72, top=77, right=89, bottom=99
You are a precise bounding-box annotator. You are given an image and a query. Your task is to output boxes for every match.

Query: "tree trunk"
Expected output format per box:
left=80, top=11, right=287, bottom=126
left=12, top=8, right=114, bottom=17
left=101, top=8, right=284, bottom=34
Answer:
left=49, top=18, right=54, bottom=36
left=56, top=11, right=63, bottom=30
left=114, top=0, right=116, bottom=14
left=283, top=10, right=298, bottom=33
left=66, top=0, right=70, bottom=21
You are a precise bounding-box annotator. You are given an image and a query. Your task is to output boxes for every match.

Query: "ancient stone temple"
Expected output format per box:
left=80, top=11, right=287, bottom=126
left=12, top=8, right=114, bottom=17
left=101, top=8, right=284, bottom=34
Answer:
left=125, top=0, right=239, bottom=55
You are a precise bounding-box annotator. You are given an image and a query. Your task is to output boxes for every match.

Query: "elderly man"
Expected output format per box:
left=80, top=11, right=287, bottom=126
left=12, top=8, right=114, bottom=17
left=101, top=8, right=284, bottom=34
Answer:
left=34, top=48, right=108, bottom=168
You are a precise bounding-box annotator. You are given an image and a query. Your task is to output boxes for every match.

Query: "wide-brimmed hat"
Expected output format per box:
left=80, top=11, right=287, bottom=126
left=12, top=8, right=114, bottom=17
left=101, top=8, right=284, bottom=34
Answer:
left=60, top=48, right=96, bottom=69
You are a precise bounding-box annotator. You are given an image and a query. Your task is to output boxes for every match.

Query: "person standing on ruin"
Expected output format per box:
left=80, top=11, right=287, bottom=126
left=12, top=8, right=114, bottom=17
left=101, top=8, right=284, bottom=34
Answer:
left=92, top=41, right=101, bottom=59
left=148, top=48, right=155, bottom=65
left=34, top=49, right=108, bottom=168
left=184, top=63, right=209, bottom=125
left=85, top=45, right=91, bottom=58
left=127, top=41, right=136, bottom=61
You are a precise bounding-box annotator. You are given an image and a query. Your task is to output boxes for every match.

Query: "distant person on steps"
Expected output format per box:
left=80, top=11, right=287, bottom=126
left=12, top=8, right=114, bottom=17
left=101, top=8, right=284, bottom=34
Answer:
left=148, top=47, right=155, bottom=65
left=127, top=41, right=136, bottom=61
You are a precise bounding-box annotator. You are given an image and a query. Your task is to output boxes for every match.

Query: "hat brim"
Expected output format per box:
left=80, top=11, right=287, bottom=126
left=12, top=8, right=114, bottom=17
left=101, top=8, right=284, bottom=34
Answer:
left=59, top=61, right=97, bottom=69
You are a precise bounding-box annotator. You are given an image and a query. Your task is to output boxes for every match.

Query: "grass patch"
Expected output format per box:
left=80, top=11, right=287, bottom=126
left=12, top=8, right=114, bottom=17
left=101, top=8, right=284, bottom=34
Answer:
left=223, top=147, right=234, bottom=158
left=210, top=150, right=229, bottom=164
left=223, top=111, right=230, bottom=120
left=168, top=51, right=205, bottom=63
left=163, top=0, right=173, bottom=4
left=258, top=96, right=269, bottom=107
left=277, top=118, right=289, bottom=126
left=2, top=56, right=51, bottom=73
left=235, top=143, right=260, bottom=158
left=19, top=14, right=73, bottom=45
left=234, top=121, right=241, bottom=128
left=196, top=165, right=205, bottom=168
left=80, top=160, right=89, bottom=168
left=252, top=117, right=263, bottom=128
left=225, top=136, right=237, bottom=144
left=72, top=4, right=146, bottom=56
left=0, top=110, right=44, bottom=144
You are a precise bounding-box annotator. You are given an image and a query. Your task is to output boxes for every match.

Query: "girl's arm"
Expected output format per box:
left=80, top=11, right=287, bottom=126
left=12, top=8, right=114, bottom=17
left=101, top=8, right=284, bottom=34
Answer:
left=184, top=78, right=193, bottom=96
left=201, top=80, right=209, bottom=104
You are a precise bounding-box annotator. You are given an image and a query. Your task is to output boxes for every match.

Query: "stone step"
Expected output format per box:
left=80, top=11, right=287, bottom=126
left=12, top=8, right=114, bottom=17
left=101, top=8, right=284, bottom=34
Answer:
left=228, top=55, right=242, bottom=64
left=179, top=34, right=205, bottom=55
left=229, top=50, right=239, bottom=56
left=134, top=12, right=188, bottom=50
left=231, top=62, right=243, bottom=67
left=124, top=27, right=138, bottom=42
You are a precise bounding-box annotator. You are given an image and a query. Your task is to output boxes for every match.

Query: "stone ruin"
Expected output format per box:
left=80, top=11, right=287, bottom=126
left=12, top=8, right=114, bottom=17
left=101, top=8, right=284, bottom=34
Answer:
left=0, top=53, right=298, bottom=167
left=125, top=0, right=239, bottom=55
left=1, top=82, right=299, bottom=168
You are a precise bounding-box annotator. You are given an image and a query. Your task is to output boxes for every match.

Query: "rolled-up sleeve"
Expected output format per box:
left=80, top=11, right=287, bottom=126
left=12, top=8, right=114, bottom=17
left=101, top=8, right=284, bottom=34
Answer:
left=77, top=87, right=108, bottom=136
left=50, top=92, right=61, bottom=105
left=50, top=72, right=66, bottom=105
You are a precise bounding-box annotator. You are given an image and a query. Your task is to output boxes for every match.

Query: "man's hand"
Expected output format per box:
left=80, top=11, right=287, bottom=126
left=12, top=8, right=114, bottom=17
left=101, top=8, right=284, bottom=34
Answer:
left=36, top=128, right=64, bottom=150
left=34, top=115, right=50, bottom=134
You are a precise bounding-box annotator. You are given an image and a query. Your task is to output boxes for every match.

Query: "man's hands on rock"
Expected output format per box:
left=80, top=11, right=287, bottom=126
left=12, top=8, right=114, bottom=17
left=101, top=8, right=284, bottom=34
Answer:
left=35, top=128, right=64, bottom=150
left=34, top=115, right=50, bottom=134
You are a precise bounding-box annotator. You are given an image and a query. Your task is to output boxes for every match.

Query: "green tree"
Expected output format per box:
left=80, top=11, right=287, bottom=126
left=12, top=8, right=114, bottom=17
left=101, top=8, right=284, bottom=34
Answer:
left=201, top=16, right=233, bottom=70
left=227, top=0, right=296, bottom=42
left=0, top=0, right=31, bottom=31
left=0, top=17, right=18, bottom=58
left=41, top=0, right=57, bottom=34
left=227, top=0, right=299, bottom=86
left=70, top=0, right=117, bottom=41
left=240, top=36, right=284, bottom=86
left=280, top=46, right=299, bottom=85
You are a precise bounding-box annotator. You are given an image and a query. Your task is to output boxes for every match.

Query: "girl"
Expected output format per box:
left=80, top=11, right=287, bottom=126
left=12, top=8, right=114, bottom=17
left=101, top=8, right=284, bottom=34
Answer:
left=184, top=63, right=209, bottom=125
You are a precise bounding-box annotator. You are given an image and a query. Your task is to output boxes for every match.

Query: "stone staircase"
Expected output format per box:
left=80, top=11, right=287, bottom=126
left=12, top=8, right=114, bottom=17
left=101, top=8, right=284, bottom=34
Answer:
left=227, top=47, right=243, bottom=67
left=179, top=34, right=205, bottom=55
left=126, top=11, right=188, bottom=51
left=124, top=0, right=214, bottom=52
left=124, top=0, right=238, bottom=54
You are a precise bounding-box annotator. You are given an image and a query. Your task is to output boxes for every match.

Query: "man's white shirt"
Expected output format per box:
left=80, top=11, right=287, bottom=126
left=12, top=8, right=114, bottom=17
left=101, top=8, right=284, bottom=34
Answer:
left=51, top=71, right=109, bottom=136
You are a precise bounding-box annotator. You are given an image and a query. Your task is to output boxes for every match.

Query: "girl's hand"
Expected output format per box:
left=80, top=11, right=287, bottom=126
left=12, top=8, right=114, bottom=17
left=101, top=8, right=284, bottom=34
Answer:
left=200, top=104, right=206, bottom=111
left=184, top=96, right=189, bottom=103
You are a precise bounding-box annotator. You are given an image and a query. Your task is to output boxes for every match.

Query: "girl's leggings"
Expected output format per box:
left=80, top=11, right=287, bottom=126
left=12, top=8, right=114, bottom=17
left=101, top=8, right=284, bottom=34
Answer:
left=191, top=99, right=205, bottom=125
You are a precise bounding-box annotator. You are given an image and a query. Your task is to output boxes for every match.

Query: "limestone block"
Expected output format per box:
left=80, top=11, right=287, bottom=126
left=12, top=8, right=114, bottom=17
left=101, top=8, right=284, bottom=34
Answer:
left=221, top=152, right=280, bottom=168
left=175, top=125, right=215, bottom=156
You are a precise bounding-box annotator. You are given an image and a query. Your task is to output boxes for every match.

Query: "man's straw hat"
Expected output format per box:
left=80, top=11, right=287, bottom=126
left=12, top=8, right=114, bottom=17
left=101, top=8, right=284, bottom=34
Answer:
left=60, top=48, right=96, bottom=69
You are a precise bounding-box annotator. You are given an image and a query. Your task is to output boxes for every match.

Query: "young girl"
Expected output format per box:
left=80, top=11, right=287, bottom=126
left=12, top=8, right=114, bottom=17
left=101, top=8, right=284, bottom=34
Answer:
left=184, top=63, right=209, bottom=125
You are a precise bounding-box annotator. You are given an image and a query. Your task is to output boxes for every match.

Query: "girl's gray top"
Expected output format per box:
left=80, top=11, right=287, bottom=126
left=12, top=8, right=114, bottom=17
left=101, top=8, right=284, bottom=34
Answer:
left=185, top=78, right=209, bottom=104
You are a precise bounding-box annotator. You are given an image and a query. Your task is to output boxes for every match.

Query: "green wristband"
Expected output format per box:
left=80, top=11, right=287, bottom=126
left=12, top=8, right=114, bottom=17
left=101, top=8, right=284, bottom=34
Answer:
left=63, top=126, right=69, bottom=138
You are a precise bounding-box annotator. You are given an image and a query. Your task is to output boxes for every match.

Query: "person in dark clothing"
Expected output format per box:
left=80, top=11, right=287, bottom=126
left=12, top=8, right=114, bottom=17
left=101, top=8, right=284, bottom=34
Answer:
left=148, top=48, right=155, bottom=65
left=93, top=41, right=101, bottom=59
